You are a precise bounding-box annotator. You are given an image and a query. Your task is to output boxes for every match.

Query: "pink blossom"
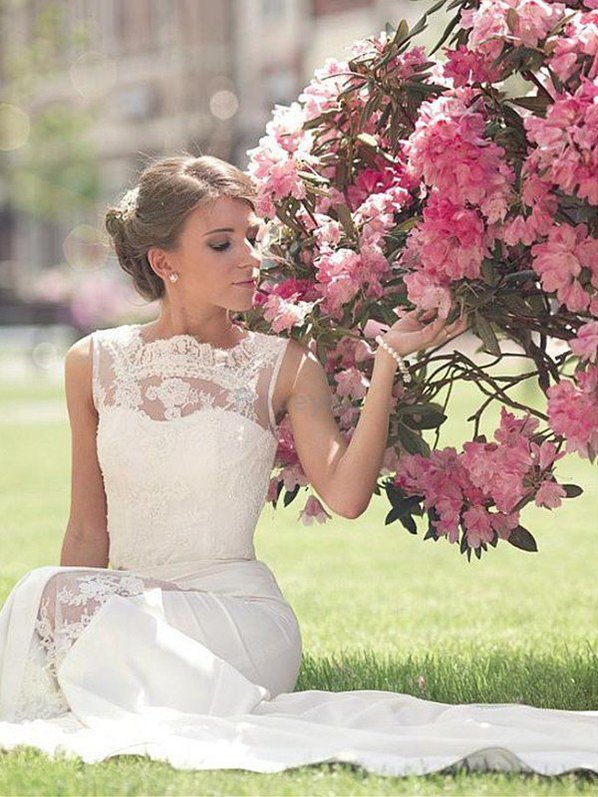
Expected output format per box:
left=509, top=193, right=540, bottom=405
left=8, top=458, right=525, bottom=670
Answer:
left=350, top=33, right=429, bottom=80
left=441, top=44, right=506, bottom=86
left=394, top=447, right=472, bottom=544
left=461, top=0, right=567, bottom=58
left=353, top=190, right=404, bottom=246
left=313, top=248, right=365, bottom=316
left=524, top=78, right=598, bottom=206
left=531, top=222, right=598, bottom=312
left=463, top=504, right=495, bottom=548
left=402, top=271, right=454, bottom=319
left=494, top=406, right=540, bottom=444
left=263, top=277, right=320, bottom=303
left=262, top=292, right=315, bottom=332
left=334, top=367, right=369, bottom=400
left=402, top=193, right=488, bottom=282
left=570, top=320, right=598, bottom=363
left=547, top=365, right=598, bottom=459
left=347, top=164, right=395, bottom=208
left=529, top=439, right=566, bottom=471
left=547, top=10, right=598, bottom=83
left=298, top=58, right=350, bottom=120
left=263, top=102, right=311, bottom=154
left=489, top=511, right=520, bottom=540
left=461, top=438, right=531, bottom=512
left=299, top=495, right=333, bottom=525
left=534, top=479, right=567, bottom=508
left=404, top=88, right=515, bottom=220
left=313, top=215, right=342, bottom=249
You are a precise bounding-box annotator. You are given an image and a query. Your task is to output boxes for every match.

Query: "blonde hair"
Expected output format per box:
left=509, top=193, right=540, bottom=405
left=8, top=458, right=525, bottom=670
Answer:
left=104, top=153, right=258, bottom=302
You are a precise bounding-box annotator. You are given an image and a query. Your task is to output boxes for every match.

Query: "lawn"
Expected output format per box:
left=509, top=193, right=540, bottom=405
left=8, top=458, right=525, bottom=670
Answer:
left=0, top=368, right=597, bottom=795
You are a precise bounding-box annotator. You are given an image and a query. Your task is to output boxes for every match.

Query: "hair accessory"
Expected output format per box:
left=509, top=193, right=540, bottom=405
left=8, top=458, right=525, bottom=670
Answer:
left=375, top=334, right=412, bottom=383
left=118, top=187, right=139, bottom=221
left=169, top=273, right=179, bottom=283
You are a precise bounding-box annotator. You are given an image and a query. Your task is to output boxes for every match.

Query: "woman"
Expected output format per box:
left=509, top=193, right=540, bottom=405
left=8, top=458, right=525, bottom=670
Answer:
left=0, top=154, right=596, bottom=777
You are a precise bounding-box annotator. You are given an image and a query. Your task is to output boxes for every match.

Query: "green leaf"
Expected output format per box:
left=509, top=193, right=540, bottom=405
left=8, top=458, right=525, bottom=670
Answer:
left=398, top=514, right=418, bottom=534
left=474, top=311, right=502, bottom=357
left=396, top=422, right=429, bottom=455
left=506, top=525, right=538, bottom=552
left=480, top=259, right=498, bottom=286
left=283, top=483, right=300, bottom=507
left=392, top=19, right=410, bottom=47
left=429, top=10, right=461, bottom=56
left=356, top=132, right=379, bottom=150
left=508, top=95, right=550, bottom=115
left=562, top=483, right=584, bottom=498
left=385, top=506, right=404, bottom=525
left=398, top=402, right=447, bottom=430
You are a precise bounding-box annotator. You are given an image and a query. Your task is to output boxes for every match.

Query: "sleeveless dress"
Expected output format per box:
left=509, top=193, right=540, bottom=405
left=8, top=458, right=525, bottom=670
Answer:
left=0, top=322, right=597, bottom=777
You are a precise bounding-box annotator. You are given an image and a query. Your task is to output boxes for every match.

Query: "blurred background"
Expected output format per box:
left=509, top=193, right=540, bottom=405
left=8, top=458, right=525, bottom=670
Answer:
left=0, top=0, right=454, bottom=387
left=1, top=2, right=595, bottom=668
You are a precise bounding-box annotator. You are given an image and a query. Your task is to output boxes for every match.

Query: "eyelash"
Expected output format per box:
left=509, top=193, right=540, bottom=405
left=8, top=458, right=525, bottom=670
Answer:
left=210, top=235, right=259, bottom=252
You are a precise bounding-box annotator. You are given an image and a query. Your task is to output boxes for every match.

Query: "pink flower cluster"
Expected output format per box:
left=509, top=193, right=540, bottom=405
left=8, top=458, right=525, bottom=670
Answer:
left=531, top=221, right=598, bottom=314
left=394, top=407, right=567, bottom=548
left=570, top=320, right=598, bottom=363
left=547, top=364, right=598, bottom=459
left=350, top=32, right=430, bottom=80
left=246, top=102, right=315, bottom=218
left=398, top=88, right=516, bottom=316
left=547, top=9, right=598, bottom=83
left=441, top=44, right=506, bottom=87
left=245, top=8, right=597, bottom=549
left=524, top=77, right=598, bottom=206
left=460, top=0, right=568, bottom=60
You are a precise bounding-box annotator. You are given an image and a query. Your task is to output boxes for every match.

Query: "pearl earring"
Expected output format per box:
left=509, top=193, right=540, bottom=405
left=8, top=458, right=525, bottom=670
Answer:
left=169, top=273, right=178, bottom=283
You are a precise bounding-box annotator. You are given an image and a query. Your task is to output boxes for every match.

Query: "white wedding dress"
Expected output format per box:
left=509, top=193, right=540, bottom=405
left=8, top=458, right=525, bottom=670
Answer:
left=1, top=322, right=597, bottom=777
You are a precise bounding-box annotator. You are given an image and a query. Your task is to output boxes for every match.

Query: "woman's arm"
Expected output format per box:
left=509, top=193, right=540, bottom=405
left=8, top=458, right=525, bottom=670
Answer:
left=282, top=311, right=468, bottom=519
left=283, top=342, right=399, bottom=519
left=60, top=335, right=110, bottom=567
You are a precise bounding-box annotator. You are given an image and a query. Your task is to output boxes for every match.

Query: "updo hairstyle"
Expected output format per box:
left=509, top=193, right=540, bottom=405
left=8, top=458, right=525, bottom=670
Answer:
left=104, top=153, right=258, bottom=302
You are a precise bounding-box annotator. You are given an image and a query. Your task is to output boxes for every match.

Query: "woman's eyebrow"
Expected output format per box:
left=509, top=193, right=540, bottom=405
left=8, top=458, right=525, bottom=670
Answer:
left=202, top=223, right=261, bottom=237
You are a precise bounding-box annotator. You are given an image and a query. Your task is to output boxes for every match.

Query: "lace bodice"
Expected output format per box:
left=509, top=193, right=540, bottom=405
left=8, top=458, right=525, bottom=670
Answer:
left=91, top=324, right=289, bottom=572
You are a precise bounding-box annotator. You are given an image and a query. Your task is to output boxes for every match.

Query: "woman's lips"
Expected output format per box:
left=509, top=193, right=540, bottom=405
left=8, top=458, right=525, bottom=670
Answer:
left=235, top=279, right=257, bottom=287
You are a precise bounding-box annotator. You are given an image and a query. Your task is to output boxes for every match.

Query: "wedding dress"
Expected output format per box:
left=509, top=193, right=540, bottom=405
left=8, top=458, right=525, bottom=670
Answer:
left=1, top=322, right=597, bottom=777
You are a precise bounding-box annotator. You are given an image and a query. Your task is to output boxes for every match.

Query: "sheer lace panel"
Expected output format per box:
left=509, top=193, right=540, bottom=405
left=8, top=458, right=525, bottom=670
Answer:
left=16, top=569, right=193, bottom=722
left=91, top=325, right=289, bottom=435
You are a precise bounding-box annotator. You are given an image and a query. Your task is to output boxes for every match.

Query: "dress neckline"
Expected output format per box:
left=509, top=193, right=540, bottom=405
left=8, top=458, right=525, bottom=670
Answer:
left=130, top=323, right=254, bottom=355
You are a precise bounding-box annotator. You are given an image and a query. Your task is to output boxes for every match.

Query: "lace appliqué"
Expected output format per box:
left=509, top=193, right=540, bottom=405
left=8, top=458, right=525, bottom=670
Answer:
left=90, top=324, right=287, bottom=571
left=145, top=377, right=201, bottom=420
left=96, top=326, right=282, bottom=428
left=14, top=572, right=146, bottom=722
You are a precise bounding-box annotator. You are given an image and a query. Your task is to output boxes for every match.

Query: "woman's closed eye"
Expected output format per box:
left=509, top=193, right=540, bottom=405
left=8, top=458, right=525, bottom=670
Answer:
left=210, top=235, right=259, bottom=252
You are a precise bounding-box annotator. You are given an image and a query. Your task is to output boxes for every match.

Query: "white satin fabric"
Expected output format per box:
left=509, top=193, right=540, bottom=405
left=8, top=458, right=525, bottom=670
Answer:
left=1, top=324, right=598, bottom=776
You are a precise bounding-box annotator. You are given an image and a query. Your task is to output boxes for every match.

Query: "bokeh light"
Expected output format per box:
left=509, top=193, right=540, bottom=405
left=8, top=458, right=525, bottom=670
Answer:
left=63, top=224, right=109, bottom=272
left=209, top=89, right=239, bottom=120
left=69, top=51, right=118, bottom=99
left=0, top=103, right=30, bottom=151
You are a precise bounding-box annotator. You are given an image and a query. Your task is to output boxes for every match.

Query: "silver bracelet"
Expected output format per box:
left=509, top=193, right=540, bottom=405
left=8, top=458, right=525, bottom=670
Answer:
left=375, top=334, right=412, bottom=383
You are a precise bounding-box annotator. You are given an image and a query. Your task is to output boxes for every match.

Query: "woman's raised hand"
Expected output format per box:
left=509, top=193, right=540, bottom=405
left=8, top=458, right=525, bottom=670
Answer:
left=379, top=307, right=469, bottom=359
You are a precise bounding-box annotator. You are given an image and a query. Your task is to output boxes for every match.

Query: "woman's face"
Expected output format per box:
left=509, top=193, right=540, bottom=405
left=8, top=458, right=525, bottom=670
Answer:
left=160, top=195, right=265, bottom=312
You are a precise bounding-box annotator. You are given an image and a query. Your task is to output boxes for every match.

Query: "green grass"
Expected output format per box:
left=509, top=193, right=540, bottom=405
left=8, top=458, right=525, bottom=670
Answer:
left=0, top=371, right=597, bottom=794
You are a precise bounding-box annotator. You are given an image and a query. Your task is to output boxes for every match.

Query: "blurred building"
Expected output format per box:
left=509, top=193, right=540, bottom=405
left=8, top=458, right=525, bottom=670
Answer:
left=0, top=0, right=416, bottom=319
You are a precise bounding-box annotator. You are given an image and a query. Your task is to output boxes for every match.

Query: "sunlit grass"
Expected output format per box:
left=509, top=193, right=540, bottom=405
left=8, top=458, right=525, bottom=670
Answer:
left=0, top=367, right=597, bottom=794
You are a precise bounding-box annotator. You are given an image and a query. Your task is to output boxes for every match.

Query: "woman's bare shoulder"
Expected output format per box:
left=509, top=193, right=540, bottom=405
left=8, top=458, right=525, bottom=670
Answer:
left=64, top=333, right=97, bottom=411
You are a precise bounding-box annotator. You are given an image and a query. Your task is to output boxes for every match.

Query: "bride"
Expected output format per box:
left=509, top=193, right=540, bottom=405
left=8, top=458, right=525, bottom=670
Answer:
left=1, top=153, right=596, bottom=778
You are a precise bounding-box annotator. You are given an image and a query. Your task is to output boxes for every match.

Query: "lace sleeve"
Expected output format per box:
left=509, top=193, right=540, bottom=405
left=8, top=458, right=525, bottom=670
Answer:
left=267, top=337, right=290, bottom=435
